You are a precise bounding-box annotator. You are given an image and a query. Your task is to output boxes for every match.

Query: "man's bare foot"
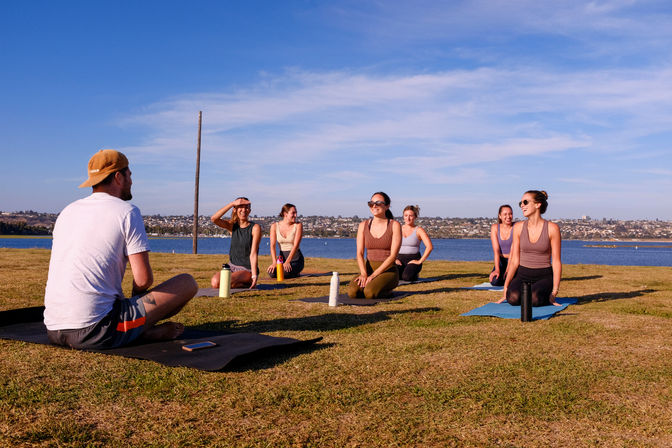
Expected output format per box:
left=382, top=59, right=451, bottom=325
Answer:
left=142, top=322, right=185, bottom=341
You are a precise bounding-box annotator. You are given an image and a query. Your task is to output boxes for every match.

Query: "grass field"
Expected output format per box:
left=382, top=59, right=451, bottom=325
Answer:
left=1, top=248, right=672, bottom=447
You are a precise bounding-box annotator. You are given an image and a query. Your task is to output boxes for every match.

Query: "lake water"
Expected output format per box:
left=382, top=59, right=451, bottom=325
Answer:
left=2, top=237, right=671, bottom=267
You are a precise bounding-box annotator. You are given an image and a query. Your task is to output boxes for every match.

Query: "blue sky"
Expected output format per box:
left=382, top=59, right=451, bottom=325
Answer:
left=2, top=0, right=671, bottom=220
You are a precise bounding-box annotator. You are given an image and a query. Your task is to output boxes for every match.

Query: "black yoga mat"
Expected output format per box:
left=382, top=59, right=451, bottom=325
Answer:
left=0, top=306, right=321, bottom=371
left=292, top=291, right=412, bottom=306
left=397, top=277, right=442, bottom=286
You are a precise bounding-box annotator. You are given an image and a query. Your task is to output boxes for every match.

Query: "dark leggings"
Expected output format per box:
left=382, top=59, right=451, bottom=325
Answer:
left=490, top=257, right=509, bottom=287
left=506, top=266, right=554, bottom=307
left=397, top=252, right=423, bottom=282
left=269, top=250, right=304, bottom=279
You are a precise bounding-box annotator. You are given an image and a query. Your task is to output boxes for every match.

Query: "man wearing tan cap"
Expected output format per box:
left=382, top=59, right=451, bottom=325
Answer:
left=43, top=149, right=197, bottom=349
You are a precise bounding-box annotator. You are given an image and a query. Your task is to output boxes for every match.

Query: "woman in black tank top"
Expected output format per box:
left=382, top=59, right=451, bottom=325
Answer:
left=209, top=197, right=262, bottom=289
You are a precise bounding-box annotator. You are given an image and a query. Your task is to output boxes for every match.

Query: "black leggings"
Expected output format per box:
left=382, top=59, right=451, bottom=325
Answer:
left=269, top=250, right=304, bottom=279
left=397, top=252, right=422, bottom=282
left=490, top=257, right=509, bottom=287
left=506, top=266, right=553, bottom=307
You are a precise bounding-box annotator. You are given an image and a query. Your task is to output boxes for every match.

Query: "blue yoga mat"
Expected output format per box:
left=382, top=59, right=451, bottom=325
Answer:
left=461, top=297, right=577, bottom=320
left=463, top=282, right=503, bottom=291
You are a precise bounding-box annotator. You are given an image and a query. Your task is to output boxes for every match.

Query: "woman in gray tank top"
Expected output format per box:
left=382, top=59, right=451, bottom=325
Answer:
left=395, top=205, right=433, bottom=282
left=209, top=197, right=262, bottom=289
left=497, top=190, right=562, bottom=307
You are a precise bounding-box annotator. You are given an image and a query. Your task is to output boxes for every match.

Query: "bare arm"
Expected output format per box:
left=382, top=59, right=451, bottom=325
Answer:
left=413, top=226, right=433, bottom=264
left=549, top=221, right=563, bottom=305
left=367, top=221, right=402, bottom=283
left=210, top=201, right=237, bottom=232
left=354, top=221, right=368, bottom=286
left=283, top=223, right=303, bottom=272
left=249, top=224, right=261, bottom=288
left=489, top=223, right=501, bottom=282
left=267, top=223, right=278, bottom=274
left=128, top=251, right=153, bottom=297
left=498, top=222, right=522, bottom=303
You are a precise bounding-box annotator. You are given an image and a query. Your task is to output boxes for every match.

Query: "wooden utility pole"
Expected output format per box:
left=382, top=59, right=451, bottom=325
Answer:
left=192, top=111, right=202, bottom=254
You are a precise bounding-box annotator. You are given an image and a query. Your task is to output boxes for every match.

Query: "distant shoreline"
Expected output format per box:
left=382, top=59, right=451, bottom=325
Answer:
left=2, top=234, right=672, bottom=243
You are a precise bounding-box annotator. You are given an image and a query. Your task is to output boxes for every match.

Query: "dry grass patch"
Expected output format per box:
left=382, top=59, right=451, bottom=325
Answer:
left=1, top=248, right=672, bottom=446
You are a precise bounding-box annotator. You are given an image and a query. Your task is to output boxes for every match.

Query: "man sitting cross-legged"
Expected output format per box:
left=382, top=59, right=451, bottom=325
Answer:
left=44, top=149, right=197, bottom=349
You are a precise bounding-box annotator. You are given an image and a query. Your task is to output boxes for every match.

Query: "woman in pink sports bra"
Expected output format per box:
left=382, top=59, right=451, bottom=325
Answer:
left=497, top=190, right=562, bottom=306
left=488, top=204, right=514, bottom=287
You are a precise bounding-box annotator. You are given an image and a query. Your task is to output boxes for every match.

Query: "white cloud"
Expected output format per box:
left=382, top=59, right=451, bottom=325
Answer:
left=115, top=64, right=672, bottom=217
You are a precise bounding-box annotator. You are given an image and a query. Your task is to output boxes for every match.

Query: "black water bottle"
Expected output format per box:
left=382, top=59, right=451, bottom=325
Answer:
left=521, top=281, right=532, bottom=322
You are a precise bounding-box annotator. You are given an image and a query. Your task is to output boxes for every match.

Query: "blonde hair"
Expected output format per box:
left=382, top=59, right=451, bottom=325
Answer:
left=403, top=205, right=420, bottom=218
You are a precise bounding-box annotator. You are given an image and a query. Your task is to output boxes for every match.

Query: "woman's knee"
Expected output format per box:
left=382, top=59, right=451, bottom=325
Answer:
left=347, top=279, right=362, bottom=298
left=531, top=292, right=550, bottom=307
left=507, top=290, right=521, bottom=305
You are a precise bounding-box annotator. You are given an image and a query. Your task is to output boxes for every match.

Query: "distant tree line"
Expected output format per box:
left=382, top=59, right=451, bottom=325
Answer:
left=0, top=221, right=51, bottom=235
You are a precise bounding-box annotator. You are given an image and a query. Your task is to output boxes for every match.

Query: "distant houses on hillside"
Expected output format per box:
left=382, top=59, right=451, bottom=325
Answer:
left=1, top=211, right=671, bottom=240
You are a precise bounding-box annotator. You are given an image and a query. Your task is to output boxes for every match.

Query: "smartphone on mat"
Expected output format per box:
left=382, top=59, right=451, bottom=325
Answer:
left=182, top=341, right=217, bottom=351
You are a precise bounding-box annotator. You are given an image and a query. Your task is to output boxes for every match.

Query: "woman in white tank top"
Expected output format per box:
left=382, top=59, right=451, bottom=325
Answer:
left=267, top=203, right=304, bottom=279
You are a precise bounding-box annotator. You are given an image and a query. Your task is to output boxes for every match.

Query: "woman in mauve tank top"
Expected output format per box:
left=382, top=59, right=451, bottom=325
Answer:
left=497, top=190, right=563, bottom=307
left=347, top=192, right=402, bottom=299
left=488, top=204, right=514, bottom=286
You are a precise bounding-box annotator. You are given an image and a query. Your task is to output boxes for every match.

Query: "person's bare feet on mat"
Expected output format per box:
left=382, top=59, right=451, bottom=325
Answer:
left=142, top=322, right=185, bottom=341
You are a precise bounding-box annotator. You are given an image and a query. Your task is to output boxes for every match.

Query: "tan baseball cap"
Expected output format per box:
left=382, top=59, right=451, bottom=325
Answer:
left=79, top=149, right=129, bottom=188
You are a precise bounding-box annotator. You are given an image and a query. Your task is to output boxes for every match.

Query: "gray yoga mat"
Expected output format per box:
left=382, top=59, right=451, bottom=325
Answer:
left=195, top=283, right=286, bottom=297
left=0, top=306, right=321, bottom=371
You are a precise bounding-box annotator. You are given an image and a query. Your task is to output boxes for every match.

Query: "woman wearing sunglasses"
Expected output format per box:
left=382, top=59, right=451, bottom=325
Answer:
left=210, top=197, right=262, bottom=289
left=267, top=203, right=304, bottom=279
left=497, top=190, right=562, bottom=306
left=347, top=192, right=402, bottom=299
left=395, top=205, right=433, bottom=282
left=488, top=204, right=514, bottom=286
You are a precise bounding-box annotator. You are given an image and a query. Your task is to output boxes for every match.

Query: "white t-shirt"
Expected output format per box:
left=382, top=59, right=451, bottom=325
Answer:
left=44, top=193, right=150, bottom=330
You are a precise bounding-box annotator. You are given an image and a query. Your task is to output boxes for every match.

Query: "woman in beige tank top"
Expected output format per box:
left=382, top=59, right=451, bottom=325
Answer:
left=497, top=190, right=562, bottom=307
left=267, top=203, right=304, bottom=279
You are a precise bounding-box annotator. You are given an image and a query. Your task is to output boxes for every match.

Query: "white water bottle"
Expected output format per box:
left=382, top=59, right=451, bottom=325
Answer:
left=219, top=264, right=231, bottom=298
left=328, top=272, right=340, bottom=306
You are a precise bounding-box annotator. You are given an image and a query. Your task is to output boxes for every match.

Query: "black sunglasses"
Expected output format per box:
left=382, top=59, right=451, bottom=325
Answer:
left=518, top=199, right=534, bottom=208
left=368, top=200, right=386, bottom=208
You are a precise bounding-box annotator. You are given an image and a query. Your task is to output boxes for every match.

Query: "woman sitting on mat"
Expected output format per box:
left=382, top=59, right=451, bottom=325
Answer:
left=395, top=205, right=433, bottom=282
left=267, top=203, right=304, bottom=279
left=497, top=190, right=562, bottom=306
left=488, top=204, right=514, bottom=287
left=348, top=192, right=402, bottom=299
left=210, top=197, right=261, bottom=289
